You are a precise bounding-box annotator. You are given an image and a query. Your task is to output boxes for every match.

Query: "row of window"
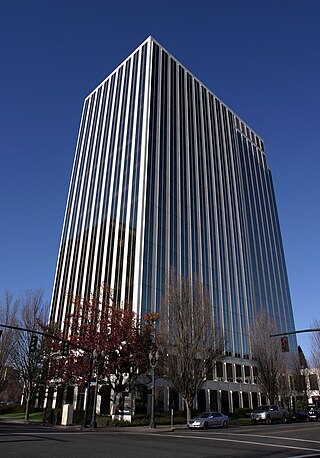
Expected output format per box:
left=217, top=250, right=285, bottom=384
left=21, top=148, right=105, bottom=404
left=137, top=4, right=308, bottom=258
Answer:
left=234, top=116, right=264, bottom=152
left=51, top=44, right=148, bottom=327
left=141, top=42, right=296, bottom=354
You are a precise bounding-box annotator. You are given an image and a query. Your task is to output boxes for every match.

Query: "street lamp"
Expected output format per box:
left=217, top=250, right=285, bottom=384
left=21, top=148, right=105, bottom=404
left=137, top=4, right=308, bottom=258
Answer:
left=149, top=349, right=159, bottom=428
left=83, top=351, right=94, bottom=427
left=114, top=341, right=127, bottom=415
left=90, top=349, right=105, bottom=429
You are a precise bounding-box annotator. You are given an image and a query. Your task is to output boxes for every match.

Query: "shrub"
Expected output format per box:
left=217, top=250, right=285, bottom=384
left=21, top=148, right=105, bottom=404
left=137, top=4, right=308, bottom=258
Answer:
left=72, top=410, right=85, bottom=424
left=0, top=404, right=24, bottom=415
left=131, top=411, right=186, bottom=426
left=234, top=407, right=252, bottom=418
left=0, top=404, right=44, bottom=416
left=93, top=411, right=187, bottom=427
left=295, top=400, right=308, bottom=412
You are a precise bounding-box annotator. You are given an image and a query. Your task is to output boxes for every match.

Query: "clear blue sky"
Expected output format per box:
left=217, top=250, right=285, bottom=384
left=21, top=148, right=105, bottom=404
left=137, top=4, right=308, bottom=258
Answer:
left=1, top=0, right=319, bottom=358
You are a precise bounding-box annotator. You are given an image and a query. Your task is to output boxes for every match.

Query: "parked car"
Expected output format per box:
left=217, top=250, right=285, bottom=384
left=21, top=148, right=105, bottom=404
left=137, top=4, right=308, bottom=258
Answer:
left=288, top=411, right=308, bottom=423
left=250, top=405, right=289, bottom=424
left=307, top=409, right=319, bottom=421
left=188, top=412, right=229, bottom=429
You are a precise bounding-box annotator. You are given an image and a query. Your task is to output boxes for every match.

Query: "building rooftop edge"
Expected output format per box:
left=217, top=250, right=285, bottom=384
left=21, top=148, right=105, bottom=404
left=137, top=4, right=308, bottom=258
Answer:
left=85, top=36, right=265, bottom=144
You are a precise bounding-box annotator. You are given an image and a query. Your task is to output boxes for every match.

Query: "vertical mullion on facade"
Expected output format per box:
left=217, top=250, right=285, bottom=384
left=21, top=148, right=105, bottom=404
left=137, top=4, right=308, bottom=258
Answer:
left=120, top=49, right=142, bottom=306
left=89, top=79, right=112, bottom=296
left=58, top=91, right=98, bottom=327
left=51, top=98, right=89, bottom=322
left=50, top=36, right=297, bottom=363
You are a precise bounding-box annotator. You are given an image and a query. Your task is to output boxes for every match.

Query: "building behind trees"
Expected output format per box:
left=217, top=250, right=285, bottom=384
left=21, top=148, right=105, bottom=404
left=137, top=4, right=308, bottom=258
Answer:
left=48, top=37, right=298, bottom=415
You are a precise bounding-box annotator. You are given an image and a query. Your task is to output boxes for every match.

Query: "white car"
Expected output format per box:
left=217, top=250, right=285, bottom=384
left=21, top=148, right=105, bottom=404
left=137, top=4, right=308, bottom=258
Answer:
left=188, top=411, right=229, bottom=429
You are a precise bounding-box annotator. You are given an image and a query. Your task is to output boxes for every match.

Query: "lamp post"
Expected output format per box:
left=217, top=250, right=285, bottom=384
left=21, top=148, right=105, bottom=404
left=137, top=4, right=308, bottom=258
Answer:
left=170, top=401, right=175, bottom=432
left=149, top=349, right=159, bottom=428
left=90, top=349, right=105, bottom=429
left=89, top=349, right=99, bottom=428
left=83, top=351, right=94, bottom=427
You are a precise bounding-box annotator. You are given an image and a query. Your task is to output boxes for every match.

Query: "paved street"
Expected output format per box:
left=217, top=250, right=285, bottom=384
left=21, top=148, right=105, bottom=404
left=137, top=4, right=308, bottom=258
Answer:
left=1, top=421, right=320, bottom=457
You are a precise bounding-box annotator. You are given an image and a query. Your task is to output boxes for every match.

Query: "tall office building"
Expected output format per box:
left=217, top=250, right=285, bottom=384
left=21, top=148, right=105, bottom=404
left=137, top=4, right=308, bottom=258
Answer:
left=50, top=36, right=296, bottom=368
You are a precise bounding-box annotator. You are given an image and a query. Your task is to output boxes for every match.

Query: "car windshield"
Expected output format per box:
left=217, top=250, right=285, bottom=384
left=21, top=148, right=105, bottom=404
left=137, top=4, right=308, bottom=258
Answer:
left=254, top=405, right=270, bottom=412
left=199, top=412, right=210, bottom=418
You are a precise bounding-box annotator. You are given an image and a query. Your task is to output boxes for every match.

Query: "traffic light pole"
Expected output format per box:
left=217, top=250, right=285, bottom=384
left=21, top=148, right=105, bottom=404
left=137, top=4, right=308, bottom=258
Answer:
left=270, top=328, right=320, bottom=352
left=270, top=327, right=320, bottom=337
left=0, top=322, right=93, bottom=428
left=0, top=323, right=89, bottom=353
left=0, top=321, right=91, bottom=353
left=0, top=323, right=56, bottom=339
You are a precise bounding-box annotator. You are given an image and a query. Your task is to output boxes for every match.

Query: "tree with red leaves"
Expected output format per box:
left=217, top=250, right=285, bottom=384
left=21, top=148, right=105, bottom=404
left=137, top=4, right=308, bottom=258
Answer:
left=47, top=285, right=152, bottom=414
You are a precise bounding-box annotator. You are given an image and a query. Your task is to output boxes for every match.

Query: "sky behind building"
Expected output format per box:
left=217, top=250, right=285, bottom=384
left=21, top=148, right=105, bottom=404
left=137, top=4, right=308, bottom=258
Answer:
left=0, top=0, right=319, bottom=358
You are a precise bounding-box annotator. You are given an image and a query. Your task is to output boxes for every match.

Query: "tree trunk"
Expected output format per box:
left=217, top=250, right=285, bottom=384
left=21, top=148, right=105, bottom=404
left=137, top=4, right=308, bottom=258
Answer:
left=110, top=389, right=119, bottom=416
left=269, top=392, right=275, bottom=405
left=25, top=395, right=30, bottom=420
left=184, top=398, right=193, bottom=423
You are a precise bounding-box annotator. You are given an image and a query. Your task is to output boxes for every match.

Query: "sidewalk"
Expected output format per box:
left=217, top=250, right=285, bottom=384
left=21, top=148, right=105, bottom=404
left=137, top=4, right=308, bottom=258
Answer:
left=0, top=416, right=186, bottom=432
left=98, top=424, right=187, bottom=433
left=1, top=416, right=250, bottom=431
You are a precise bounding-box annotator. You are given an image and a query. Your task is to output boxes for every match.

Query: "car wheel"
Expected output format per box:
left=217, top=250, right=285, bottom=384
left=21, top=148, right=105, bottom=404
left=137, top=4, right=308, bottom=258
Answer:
left=203, top=421, right=209, bottom=430
left=281, top=416, right=287, bottom=424
left=266, top=416, right=272, bottom=425
left=222, top=420, right=228, bottom=428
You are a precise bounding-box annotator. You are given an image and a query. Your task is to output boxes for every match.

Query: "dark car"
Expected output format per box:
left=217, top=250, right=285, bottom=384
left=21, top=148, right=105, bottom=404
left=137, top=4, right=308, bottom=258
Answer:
left=250, top=405, right=288, bottom=424
left=307, top=409, right=319, bottom=421
left=288, top=411, right=308, bottom=423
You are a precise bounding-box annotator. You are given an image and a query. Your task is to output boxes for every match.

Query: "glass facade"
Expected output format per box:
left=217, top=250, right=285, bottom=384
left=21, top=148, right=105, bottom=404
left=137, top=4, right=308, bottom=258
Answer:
left=50, top=37, right=296, bottom=356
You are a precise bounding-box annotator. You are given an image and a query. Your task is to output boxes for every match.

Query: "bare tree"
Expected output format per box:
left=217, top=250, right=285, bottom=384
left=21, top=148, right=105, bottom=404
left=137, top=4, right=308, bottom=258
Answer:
left=298, top=345, right=308, bottom=369
left=158, top=272, right=224, bottom=422
left=250, top=310, right=286, bottom=404
left=290, top=348, right=309, bottom=410
left=310, top=320, right=320, bottom=369
left=0, top=291, right=19, bottom=397
left=9, top=289, right=49, bottom=419
left=278, top=352, right=305, bottom=409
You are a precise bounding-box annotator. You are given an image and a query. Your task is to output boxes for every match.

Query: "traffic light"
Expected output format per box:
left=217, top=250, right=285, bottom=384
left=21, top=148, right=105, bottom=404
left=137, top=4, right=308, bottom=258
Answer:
left=29, top=335, right=38, bottom=353
left=61, top=341, right=70, bottom=356
left=281, top=336, right=289, bottom=352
